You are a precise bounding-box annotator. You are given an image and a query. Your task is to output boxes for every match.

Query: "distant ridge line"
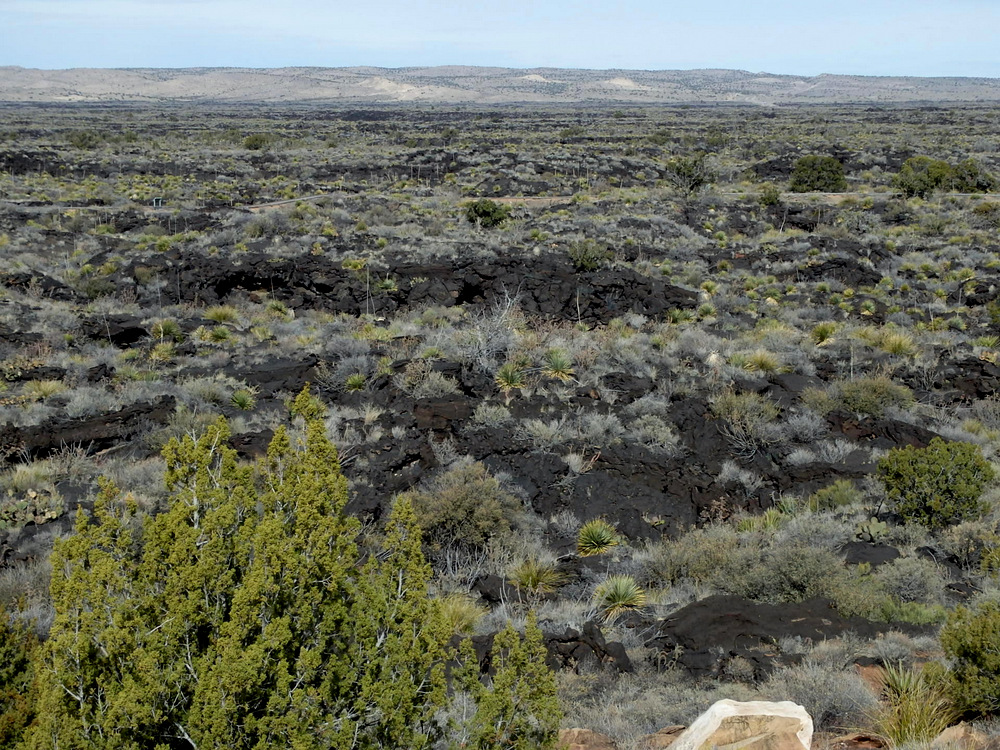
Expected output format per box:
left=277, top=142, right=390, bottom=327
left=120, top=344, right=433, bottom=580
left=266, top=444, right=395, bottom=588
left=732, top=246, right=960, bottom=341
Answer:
left=1, top=66, right=999, bottom=105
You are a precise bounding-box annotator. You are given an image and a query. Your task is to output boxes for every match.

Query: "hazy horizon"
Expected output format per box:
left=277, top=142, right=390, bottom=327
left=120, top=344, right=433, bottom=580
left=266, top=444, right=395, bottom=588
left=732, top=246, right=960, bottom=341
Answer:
left=4, top=1, right=999, bottom=78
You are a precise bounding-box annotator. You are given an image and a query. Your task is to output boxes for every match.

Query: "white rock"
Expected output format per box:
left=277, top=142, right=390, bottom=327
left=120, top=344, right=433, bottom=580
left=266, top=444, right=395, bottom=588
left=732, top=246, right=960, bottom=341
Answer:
left=668, top=699, right=813, bottom=750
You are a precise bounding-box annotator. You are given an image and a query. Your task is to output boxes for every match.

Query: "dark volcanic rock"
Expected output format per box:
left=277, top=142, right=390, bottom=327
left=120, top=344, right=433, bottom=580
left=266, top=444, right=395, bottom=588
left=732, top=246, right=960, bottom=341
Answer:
left=80, top=314, right=148, bottom=347
left=458, top=619, right=632, bottom=677
left=797, top=257, right=881, bottom=288
left=0, top=396, right=175, bottom=463
left=827, top=411, right=941, bottom=449
left=841, top=542, right=901, bottom=568
left=648, top=594, right=928, bottom=679
left=130, top=250, right=697, bottom=325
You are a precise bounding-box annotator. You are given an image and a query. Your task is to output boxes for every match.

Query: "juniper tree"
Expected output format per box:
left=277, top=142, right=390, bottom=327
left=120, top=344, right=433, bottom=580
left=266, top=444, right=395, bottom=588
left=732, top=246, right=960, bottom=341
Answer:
left=0, top=605, right=37, bottom=749
left=26, top=392, right=454, bottom=750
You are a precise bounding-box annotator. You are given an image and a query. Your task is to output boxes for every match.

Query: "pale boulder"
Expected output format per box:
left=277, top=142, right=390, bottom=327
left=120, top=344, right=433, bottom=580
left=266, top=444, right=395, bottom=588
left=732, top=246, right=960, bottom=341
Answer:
left=668, top=699, right=813, bottom=750
left=931, top=723, right=989, bottom=750
left=559, top=727, right=618, bottom=750
left=639, top=725, right=687, bottom=748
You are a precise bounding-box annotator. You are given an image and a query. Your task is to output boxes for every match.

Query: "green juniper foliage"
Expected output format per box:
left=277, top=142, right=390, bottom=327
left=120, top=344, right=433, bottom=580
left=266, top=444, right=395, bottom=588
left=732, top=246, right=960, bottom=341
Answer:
left=25, top=389, right=558, bottom=750
left=0, top=607, right=37, bottom=750
left=877, top=438, right=995, bottom=530
left=455, top=612, right=561, bottom=750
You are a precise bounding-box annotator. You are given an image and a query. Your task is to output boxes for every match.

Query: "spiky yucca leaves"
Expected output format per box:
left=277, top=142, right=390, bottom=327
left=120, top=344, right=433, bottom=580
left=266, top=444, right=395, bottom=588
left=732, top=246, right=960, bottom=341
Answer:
left=495, top=362, right=527, bottom=402
left=230, top=386, right=257, bottom=410
left=344, top=372, right=367, bottom=392
left=593, top=575, right=647, bottom=623
left=577, top=519, right=619, bottom=556
left=736, top=506, right=788, bottom=533
left=870, top=663, right=957, bottom=748
left=811, top=321, right=838, bottom=345
left=540, top=348, right=575, bottom=382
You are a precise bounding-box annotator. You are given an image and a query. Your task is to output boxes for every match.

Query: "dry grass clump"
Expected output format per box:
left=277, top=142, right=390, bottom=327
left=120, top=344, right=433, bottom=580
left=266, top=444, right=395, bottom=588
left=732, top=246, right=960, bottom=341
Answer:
left=868, top=663, right=957, bottom=748
left=803, top=374, right=914, bottom=418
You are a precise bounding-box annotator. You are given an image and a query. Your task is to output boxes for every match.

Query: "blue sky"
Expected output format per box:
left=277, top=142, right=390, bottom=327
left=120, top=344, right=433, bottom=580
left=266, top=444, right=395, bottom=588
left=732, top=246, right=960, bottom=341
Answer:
left=3, top=0, right=999, bottom=76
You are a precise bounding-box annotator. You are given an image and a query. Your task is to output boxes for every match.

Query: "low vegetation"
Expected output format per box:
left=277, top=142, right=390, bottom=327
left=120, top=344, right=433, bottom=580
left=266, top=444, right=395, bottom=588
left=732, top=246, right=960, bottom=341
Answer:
left=1, top=102, right=1000, bottom=748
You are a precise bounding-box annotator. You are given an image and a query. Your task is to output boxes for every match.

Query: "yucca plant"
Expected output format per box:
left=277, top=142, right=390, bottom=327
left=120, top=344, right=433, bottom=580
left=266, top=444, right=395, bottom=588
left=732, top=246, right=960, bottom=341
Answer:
left=540, top=348, right=575, bottom=382
left=870, top=663, right=957, bottom=748
left=593, top=575, right=647, bottom=623
left=149, top=318, right=184, bottom=343
left=878, top=330, right=917, bottom=357
left=577, top=519, right=619, bottom=557
left=811, top=321, right=838, bottom=345
left=208, top=325, right=232, bottom=343
left=344, top=373, right=367, bottom=392
left=230, top=387, right=258, bottom=411
left=735, top=507, right=787, bottom=534
left=495, top=362, right=527, bottom=403
left=742, top=349, right=782, bottom=373
left=510, top=558, right=565, bottom=596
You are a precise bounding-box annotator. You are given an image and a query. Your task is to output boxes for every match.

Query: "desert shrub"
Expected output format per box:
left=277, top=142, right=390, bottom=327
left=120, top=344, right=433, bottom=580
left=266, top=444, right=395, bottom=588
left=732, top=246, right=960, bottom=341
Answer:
left=638, top=524, right=741, bottom=586
left=758, top=182, right=782, bottom=206
left=808, top=479, right=864, bottom=511
left=766, top=660, right=876, bottom=730
left=874, top=556, right=946, bottom=604
left=877, top=438, right=995, bottom=529
left=406, top=460, right=521, bottom=553
left=242, top=133, right=272, bottom=150
left=67, top=130, right=102, bottom=149
left=471, top=402, right=512, bottom=428
left=567, top=239, right=613, bottom=271
left=628, top=414, right=683, bottom=455
left=940, top=601, right=1000, bottom=716
left=0, top=606, right=37, bottom=748
left=711, top=390, right=780, bottom=457
left=662, top=153, right=714, bottom=196
left=972, top=201, right=1000, bottom=229
left=464, top=198, right=511, bottom=228
left=892, top=156, right=996, bottom=198
left=806, top=375, right=913, bottom=418
left=717, top=545, right=845, bottom=604
left=789, top=155, right=848, bottom=193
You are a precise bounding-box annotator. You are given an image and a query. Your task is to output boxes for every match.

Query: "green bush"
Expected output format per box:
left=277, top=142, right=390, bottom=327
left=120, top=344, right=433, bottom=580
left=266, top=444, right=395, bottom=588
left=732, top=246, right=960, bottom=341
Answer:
left=789, top=155, right=848, bottom=193
left=940, top=601, right=1000, bottom=716
left=808, top=479, right=863, bottom=511
left=892, top=156, right=996, bottom=198
left=0, top=607, right=36, bottom=748
left=464, top=198, right=511, bottom=228
left=567, top=239, right=613, bottom=272
left=242, top=133, right=272, bottom=150
left=877, top=438, right=995, bottom=530
left=407, top=460, right=520, bottom=552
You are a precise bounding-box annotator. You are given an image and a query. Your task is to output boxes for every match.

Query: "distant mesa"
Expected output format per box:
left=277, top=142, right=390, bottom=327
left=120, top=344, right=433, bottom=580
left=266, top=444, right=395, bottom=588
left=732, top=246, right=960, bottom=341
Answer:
left=0, top=66, right=999, bottom=104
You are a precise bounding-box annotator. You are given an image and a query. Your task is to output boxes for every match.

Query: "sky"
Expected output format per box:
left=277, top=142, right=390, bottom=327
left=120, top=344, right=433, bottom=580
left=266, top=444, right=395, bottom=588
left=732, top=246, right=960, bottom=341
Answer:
left=3, top=0, right=999, bottom=77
